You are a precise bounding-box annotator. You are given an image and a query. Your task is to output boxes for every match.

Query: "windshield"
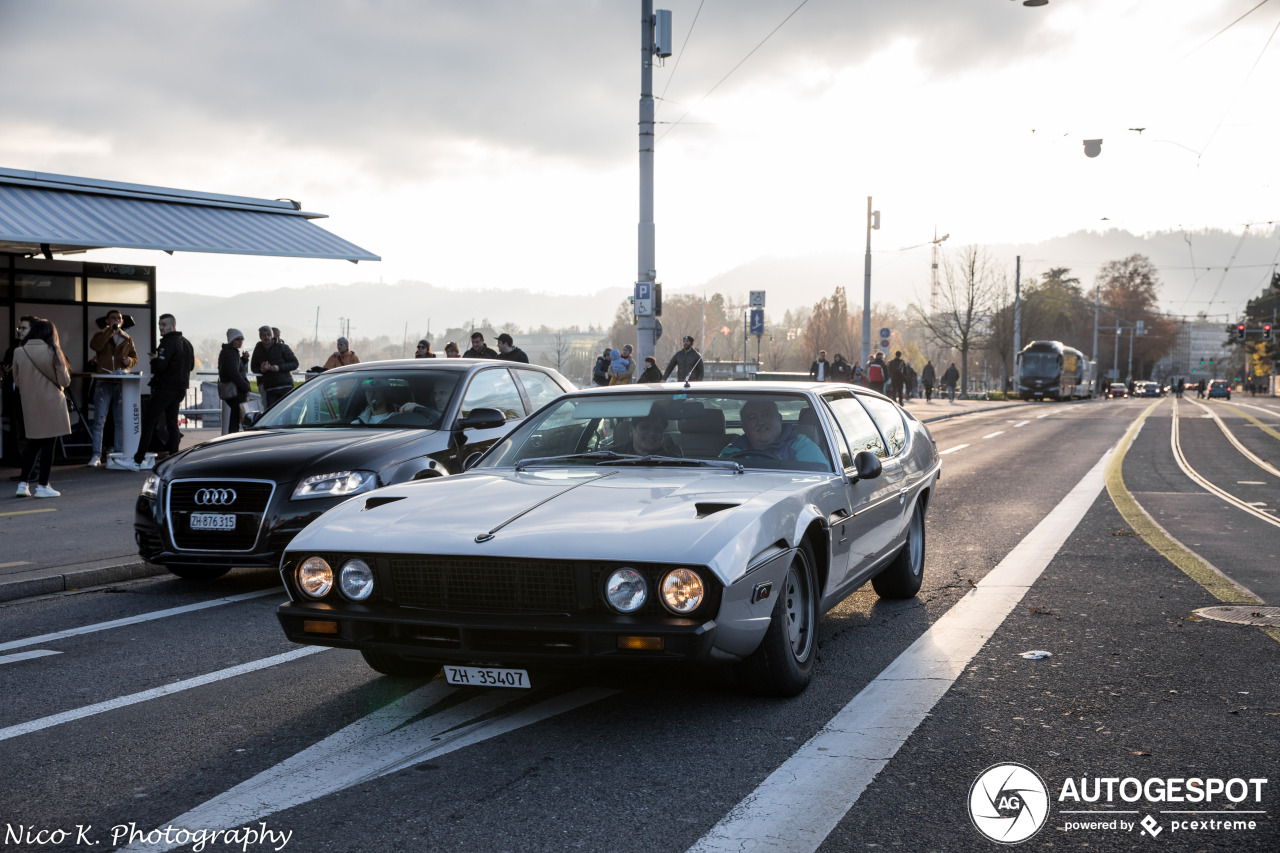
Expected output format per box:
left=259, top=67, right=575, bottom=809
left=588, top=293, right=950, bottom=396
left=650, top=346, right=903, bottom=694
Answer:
left=254, top=370, right=460, bottom=430
left=1019, top=351, right=1061, bottom=378
left=477, top=391, right=834, bottom=472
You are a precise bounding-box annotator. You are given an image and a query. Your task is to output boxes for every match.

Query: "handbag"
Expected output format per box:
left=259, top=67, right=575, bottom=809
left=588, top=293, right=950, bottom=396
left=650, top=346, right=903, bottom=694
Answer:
left=218, top=380, right=239, bottom=400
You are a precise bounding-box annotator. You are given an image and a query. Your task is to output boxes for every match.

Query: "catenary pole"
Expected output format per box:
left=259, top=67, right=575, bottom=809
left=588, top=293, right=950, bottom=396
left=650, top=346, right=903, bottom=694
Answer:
left=636, top=1, right=658, bottom=367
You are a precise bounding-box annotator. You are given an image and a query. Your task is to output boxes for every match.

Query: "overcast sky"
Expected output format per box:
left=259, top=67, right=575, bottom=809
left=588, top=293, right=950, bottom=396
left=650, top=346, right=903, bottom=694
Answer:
left=2, top=0, right=1278, bottom=315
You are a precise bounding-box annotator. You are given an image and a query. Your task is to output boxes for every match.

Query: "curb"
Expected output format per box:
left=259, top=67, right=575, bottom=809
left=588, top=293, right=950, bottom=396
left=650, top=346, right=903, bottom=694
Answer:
left=0, top=558, right=168, bottom=603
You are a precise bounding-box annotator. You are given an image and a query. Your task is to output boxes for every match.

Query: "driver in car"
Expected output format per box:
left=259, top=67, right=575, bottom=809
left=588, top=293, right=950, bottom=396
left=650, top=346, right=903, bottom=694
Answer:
left=720, top=398, right=826, bottom=464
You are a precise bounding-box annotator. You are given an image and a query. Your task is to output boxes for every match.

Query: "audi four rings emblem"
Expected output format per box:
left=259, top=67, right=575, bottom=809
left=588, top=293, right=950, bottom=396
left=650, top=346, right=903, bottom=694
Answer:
left=194, top=488, right=238, bottom=506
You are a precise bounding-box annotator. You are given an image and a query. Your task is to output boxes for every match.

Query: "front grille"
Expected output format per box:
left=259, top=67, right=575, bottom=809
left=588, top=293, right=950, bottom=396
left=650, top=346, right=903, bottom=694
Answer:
left=167, top=479, right=276, bottom=552
left=384, top=556, right=721, bottom=618
left=390, top=557, right=581, bottom=613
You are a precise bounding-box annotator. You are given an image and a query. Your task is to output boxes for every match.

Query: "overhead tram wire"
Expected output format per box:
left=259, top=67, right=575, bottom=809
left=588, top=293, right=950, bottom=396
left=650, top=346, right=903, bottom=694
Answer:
left=658, top=0, right=812, bottom=142
left=656, top=0, right=705, bottom=114
left=1198, top=9, right=1280, bottom=159
left=1176, top=0, right=1274, bottom=64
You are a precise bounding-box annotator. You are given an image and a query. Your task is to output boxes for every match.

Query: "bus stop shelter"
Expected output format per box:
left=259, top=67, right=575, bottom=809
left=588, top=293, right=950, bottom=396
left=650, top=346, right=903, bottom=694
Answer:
left=0, top=166, right=378, bottom=460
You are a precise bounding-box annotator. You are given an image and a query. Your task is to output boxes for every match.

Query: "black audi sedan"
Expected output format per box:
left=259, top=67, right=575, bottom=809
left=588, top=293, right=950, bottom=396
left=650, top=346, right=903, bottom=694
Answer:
left=135, top=359, right=575, bottom=580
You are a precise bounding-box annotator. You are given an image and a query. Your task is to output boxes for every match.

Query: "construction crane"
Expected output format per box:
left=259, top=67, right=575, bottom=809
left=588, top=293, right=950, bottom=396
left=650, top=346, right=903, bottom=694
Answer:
left=899, top=228, right=949, bottom=309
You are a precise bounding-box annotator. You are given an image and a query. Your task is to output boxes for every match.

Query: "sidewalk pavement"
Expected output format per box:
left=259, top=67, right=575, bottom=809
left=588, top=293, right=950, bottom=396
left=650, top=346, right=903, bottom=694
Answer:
left=0, top=396, right=1027, bottom=603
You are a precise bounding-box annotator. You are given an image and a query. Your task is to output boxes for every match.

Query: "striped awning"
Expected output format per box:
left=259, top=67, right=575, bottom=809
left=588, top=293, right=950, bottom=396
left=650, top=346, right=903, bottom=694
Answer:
left=0, top=168, right=379, bottom=262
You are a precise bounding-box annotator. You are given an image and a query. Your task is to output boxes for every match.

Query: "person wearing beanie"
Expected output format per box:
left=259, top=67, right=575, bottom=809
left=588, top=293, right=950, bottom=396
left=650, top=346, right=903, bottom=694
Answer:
left=323, top=336, right=360, bottom=371
left=218, top=329, right=252, bottom=433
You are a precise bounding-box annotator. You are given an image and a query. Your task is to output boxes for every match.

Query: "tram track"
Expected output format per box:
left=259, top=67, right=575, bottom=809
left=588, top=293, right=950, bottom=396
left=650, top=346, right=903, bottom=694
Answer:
left=1171, top=398, right=1280, bottom=529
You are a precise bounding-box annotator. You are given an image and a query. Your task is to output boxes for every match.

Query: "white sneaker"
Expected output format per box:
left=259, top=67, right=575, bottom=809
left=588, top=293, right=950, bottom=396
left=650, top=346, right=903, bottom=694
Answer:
left=33, top=484, right=60, bottom=498
left=15, top=482, right=31, bottom=497
left=117, top=458, right=142, bottom=471
left=87, top=455, right=101, bottom=467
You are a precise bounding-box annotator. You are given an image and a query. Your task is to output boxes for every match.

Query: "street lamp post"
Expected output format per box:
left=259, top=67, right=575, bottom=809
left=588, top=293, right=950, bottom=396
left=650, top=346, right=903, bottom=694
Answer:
left=861, top=197, right=880, bottom=369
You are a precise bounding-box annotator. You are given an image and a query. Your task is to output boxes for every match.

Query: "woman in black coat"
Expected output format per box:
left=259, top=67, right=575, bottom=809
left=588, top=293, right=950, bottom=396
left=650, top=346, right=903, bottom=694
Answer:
left=219, top=330, right=253, bottom=433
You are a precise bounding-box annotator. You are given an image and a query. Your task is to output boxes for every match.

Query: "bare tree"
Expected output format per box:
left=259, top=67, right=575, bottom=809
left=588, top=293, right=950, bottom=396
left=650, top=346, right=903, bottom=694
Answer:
left=911, top=245, right=1006, bottom=395
left=539, top=331, right=573, bottom=374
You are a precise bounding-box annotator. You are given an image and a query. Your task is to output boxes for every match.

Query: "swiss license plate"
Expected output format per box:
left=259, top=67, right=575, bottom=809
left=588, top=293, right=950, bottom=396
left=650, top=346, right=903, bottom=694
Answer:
left=444, top=665, right=530, bottom=689
left=190, top=513, right=236, bottom=531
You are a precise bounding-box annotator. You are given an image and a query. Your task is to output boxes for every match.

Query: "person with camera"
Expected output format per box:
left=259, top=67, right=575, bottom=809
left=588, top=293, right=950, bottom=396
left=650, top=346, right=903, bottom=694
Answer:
left=87, top=309, right=139, bottom=467
left=250, top=324, right=299, bottom=411
left=218, top=329, right=252, bottom=433
left=121, top=313, right=194, bottom=471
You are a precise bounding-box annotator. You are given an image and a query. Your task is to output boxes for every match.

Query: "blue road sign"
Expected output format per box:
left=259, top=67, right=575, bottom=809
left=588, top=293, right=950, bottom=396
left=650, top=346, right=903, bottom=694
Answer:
left=879, top=327, right=891, bottom=339
left=750, top=308, right=764, bottom=336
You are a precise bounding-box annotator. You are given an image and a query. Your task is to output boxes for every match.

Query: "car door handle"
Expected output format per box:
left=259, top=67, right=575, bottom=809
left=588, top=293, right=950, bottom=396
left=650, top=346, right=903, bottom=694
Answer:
left=829, top=508, right=850, bottom=523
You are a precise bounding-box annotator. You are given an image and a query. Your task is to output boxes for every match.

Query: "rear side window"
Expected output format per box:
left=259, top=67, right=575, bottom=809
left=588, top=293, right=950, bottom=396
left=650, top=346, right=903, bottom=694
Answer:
left=515, top=370, right=564, bottom=412
left=461, top=369, right=526, bottom=422
left=826, top=395, right=888, bottom=461
left=857, top=395, right=907, bottom=455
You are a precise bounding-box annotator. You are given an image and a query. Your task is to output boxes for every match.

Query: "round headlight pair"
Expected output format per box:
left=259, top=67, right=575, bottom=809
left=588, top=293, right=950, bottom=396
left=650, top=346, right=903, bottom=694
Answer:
left=604, top=567, right=704, bottom=615
left=296, top=557, right=374, bottom=601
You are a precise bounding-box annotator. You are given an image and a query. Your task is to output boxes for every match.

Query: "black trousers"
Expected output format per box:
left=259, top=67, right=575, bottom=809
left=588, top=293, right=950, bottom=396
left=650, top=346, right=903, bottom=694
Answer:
left=20, top=436, right=55, bottom=486
left=135, top=388, right=184, bottom=462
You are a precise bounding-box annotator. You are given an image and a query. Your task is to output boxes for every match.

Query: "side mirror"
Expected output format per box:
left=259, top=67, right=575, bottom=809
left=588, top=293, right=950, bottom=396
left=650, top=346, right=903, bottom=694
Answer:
left=242, top=411, right=263, bottom=428
left=462, top=451, right=484, bottom=471
left=453, top=407, right=505, bottom=431
left=852, top=450, right=882, bottom=482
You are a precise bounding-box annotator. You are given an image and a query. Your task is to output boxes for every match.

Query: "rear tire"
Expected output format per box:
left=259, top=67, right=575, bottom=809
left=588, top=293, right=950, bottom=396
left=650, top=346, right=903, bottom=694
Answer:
left=738, top=541, right=818, bottom=697
left=872, top=502, right=925, bottom=599
left=360, top=649, right=442, bottom=679
left=166, top=565, right=232, bottom=581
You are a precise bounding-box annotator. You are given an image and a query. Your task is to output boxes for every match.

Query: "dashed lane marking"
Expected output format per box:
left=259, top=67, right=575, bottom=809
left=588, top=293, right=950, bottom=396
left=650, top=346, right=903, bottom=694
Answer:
left=0, top=561, right=32, bottom=569
left=982, top=430, right=1005, bottom=439
left=688, top=447, right=1113, bottom=853
left=0, top=588, right=279, bottom=653
left=0, top=649, right=60, bottom=666
left=939, top=444, right=969, bottom=455
left=1013, top=420, right=1030, bottom=427
left=0, top=647, right=328, bottom=742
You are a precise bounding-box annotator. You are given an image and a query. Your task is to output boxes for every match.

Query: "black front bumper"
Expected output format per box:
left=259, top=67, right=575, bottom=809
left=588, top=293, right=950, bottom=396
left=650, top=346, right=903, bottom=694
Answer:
left=277, top=600, right=720, bottom=665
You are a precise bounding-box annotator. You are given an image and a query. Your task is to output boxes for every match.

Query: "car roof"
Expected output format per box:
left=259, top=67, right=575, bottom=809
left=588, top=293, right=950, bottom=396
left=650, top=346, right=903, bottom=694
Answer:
left=566, top=380, right=895, bottom=399
left=321, top=358, right=561, bottom=376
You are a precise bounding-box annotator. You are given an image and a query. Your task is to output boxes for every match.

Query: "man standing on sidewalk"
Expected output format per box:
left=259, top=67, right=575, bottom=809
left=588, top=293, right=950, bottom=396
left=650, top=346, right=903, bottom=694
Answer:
left=251, top=325, right=299, bottom=410
left=123, top=313, right=193, bottom=470
left=87, top=309, right=138, bottom=467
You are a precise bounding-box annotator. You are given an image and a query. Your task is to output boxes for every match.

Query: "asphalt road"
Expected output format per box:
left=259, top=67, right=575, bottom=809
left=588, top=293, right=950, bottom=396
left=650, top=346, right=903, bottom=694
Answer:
left=1, top=397, right=1276, bottom=852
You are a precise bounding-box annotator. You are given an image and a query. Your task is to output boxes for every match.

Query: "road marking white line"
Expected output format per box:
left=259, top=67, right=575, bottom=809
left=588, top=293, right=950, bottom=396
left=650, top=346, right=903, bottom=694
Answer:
left=1013, top=420, right=1030, bottom=428
left=939, top=444, right=969, bottom=455
left=1036, top=411, right=1053, bottom=418
left=0, top=649, right=60, bottom=665
left=688, top=449, right=1111, bottom=853
left=982, top=430, right=1005, bottom=439
left=0, top=647, right=326, bottom=742
left=0, top=588, right=280, bottom=653
left=1238, top=481, right=1267, bottom=485
left=124, top=683, right=617, bottom=852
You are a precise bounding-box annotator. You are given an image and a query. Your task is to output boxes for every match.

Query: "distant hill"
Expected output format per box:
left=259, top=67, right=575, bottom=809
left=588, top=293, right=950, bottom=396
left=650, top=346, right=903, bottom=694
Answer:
left=165, top=227, right=1278, bottom=349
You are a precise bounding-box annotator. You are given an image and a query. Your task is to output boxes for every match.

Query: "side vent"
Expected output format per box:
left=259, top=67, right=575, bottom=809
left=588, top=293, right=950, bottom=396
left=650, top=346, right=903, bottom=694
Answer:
left=695, top=502, right=739, bottom=519
left=363, top=496, right=406, bottom=511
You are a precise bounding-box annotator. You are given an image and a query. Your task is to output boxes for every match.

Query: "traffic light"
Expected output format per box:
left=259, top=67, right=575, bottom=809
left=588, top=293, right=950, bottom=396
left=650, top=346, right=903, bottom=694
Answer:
left=654, top=282, right=662, bottom=317
left=1265, top=323, right=1273, bottom=340
left=1199, top=358, right=1204, bottom=365
left=1237, top=323, right=1246, bottom=340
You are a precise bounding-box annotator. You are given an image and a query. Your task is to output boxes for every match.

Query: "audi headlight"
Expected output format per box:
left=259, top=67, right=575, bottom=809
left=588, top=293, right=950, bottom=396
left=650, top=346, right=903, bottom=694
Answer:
left=339, top=559, right=374, bottom=601
left=297, top=556, right=333, bottom=598
left=605, top=568, right=647, bottom=613
left=661, top=568, right=705, bottom=614
left=140, top=473, right=160, bottom=499
left=292, top=470, right=376, bottom=500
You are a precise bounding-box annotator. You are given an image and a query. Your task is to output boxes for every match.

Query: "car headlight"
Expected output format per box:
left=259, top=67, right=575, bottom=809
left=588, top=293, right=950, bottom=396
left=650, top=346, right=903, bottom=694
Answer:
left=297, top=556, right=333, bottom=598
left=604, top=568, right=647, bottom=613
left=140, top=473, right=160, bottom=499
left=292, top=470, right=376, bottom=500
left=339, top=559, right=374, bottom=601
left=661, top=568, right=705, bottom=614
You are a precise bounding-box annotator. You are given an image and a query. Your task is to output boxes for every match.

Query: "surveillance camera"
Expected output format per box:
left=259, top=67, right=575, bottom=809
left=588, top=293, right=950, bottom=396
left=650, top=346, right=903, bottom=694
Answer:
left=1083, top=139, right=1102, bottom=158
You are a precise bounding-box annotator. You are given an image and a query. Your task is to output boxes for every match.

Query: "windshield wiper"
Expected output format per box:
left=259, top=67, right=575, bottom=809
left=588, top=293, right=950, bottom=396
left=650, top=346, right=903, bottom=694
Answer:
left=605, top=455, right=744, bottom=472
left=516, top=450, right=640, bottom=471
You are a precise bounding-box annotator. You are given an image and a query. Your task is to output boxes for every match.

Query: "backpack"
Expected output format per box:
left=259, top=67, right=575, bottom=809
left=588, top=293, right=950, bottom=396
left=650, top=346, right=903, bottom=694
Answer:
left=867, top=363, right=885, bottom=383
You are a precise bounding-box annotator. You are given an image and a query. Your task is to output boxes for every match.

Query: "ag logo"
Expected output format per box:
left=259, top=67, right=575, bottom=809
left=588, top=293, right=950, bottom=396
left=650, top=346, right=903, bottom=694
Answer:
left=968, top=763, right=1050, bottom=844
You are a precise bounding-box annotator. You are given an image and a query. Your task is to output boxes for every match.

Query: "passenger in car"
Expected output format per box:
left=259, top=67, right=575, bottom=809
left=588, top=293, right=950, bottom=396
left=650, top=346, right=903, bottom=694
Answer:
left=616, top=411, right=682, bottom=457
left=720, top=399, right=827, bottom=464
left=353, top=383, right=404, bottom=424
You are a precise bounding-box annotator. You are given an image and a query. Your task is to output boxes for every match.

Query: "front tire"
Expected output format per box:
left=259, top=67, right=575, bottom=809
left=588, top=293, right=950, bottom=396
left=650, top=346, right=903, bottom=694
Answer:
left=360, top=649, right=442, bottom=679
left=739, top=541, right=818, bottom=697
left=872, top=501, right=925, bottom=599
